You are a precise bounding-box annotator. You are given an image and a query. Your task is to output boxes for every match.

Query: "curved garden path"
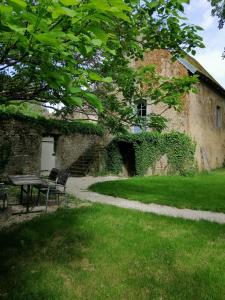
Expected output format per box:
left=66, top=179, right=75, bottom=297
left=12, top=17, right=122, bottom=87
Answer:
left=67, top=176, right=225, bottom=224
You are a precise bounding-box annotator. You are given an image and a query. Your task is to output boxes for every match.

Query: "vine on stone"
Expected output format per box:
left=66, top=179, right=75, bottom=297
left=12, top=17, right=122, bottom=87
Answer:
left=106, top=132, right=196, bottom=176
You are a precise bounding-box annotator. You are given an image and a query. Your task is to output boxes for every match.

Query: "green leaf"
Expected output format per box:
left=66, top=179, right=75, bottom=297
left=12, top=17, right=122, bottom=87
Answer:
left=147, top=2, right=159, bottom=9
left=66, top=33, right=80, bottom=42
left=85, top=93, right=103, bottom=112
left=10, top=0, right=27, bottom=8
left=66, top=96, right=83, bottom=106
left=35, top=32, right=60, bottom=45
left=102, top=77, right=113, bottom=83
left=6, top=23, right=26, bottom=34
left=109, top=0, right=131, bottom=11
left=195, top=25, right=203, bottom=31
left=178, top=0, right=190, bottom=4
left=88, top=26, right=108, bottom=43
left=89, top=72, right=112, bottom=83
left=92, top=39, right=102, bottom=47
left=85, top=46, right=93, bottom=54
left=88, top=0, right=111, bottom=11
left=0, top=6, right=13, bottom=17
left=60, top=0, right=79, bottom=6
left=110, top=10, right=130, bottom=22
left=52, top=6, right=76, bottom=18
left=70, top=87, right=81, bottom=94
left=89, top=72, right=103, bottom=81
left=108, top=49, right=116, bottom=55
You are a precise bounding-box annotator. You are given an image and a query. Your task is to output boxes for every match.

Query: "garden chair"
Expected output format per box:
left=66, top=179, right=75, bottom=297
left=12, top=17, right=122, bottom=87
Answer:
left=0, top=183, right=8, bottom=210
left=35, top=168, right=59, bottom=205
left=37, top=169, right=70, bottom=211
left=41, top=168, right=59, bottom=185
left=46, top=168, right=59, bottom=182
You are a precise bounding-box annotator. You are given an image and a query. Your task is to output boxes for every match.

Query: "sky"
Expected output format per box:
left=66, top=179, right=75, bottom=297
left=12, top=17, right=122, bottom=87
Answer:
left=184, top=0, right=225, bottom=88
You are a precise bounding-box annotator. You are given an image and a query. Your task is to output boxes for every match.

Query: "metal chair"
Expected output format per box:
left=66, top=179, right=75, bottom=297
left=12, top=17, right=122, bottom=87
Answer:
left=37, top=169, right=70, bottom=211
left=35, top=168, right=59, bottom=205
left=46, top=168, right=59, bottom=182
left=0, top=183, right=8, bottom=210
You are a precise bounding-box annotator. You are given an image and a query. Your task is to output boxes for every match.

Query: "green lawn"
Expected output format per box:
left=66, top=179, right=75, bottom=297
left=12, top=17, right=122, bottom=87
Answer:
left=89, top=169, right=225, bottom=213
left=1, top=205, right=225, bottom=299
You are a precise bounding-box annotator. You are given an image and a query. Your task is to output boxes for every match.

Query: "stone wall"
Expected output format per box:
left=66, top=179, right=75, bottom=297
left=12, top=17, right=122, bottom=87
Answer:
left=134, top=49, right=225, bottom=171
left=189, top=82, right=225, bottom=170
left=0, top=119, right=42, bottom=177
left=0, top=118, right=107, bottom=179
left=55, top=133, right=106, bottom=170
left=133, top=49, right=190, bottom=133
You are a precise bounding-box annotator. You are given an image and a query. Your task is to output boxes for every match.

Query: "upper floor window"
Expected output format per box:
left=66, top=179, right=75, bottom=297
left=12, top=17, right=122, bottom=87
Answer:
left=216, top=105, right=222, bottom=128
left=133, top=100, right=147, bottom=133
left=137, top=101, right=147, bottom=117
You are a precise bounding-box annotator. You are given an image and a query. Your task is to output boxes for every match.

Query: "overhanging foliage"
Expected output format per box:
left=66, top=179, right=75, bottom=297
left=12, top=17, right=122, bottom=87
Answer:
left=0, top=0, right=204, bottom=133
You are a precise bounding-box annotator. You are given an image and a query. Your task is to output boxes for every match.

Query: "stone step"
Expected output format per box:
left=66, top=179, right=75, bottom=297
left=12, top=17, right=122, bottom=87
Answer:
left=69, top=145, right=106, bottom=176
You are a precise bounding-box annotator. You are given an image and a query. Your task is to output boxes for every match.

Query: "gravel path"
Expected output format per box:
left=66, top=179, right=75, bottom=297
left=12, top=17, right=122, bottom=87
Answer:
left=67, top=176, right=225, bottom=224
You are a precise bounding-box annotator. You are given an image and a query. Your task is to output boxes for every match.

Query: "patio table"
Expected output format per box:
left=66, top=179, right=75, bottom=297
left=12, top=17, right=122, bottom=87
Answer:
left=8, top=175, right=44, bottom=213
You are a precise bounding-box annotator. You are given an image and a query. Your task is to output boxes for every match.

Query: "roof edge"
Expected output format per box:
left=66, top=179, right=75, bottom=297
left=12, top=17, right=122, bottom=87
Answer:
left=178, top=54, right=225, bottom=97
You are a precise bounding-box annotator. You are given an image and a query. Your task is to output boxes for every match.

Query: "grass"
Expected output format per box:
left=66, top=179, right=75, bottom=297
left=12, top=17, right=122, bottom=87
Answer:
left=89, top=169, right=225, bottom=213
left=1, top=205, right=225, bottom=299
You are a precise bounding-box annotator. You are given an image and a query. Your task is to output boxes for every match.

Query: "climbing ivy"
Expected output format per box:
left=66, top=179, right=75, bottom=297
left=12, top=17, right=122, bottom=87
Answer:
left=163, top=132, right=196, bottom=175
left=134, top=137, right=162, bottom=176
left=0, top=112, right=104, bottom=136
left=106, top=132, right=196, bottom=176
left=106, top=142, right=123, bottom=175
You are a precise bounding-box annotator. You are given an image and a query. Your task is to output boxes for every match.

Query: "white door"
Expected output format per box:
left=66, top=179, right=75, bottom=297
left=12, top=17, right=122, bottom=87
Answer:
left=41, top=137, right=56, bottom=171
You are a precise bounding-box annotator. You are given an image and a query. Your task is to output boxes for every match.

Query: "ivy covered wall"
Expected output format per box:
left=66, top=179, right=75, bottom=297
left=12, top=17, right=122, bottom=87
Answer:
left=0, top=112, right=103, bottom=136
left=0, top=113, right=105, bottom=178
left=106, top=132, right=196, bottom=176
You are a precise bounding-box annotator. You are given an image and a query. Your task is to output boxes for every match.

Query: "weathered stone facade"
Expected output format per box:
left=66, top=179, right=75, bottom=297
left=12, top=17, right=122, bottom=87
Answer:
left=134, top=50, right=225, bottom=171
left=55, top=134, right=104, bottom=170
left=0, top=118, right=106, bottom=178
left=0, top=119, right=42, bottom=176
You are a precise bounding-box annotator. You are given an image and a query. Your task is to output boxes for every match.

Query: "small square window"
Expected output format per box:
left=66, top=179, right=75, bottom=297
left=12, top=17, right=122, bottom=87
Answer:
left=216, top=106, right=222, bottom=128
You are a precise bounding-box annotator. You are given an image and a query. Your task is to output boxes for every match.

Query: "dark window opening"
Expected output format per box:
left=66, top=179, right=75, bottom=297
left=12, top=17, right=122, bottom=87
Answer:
left=137, top=101, right=147, bottom=117
left=216, top=105, right=222, bottom=128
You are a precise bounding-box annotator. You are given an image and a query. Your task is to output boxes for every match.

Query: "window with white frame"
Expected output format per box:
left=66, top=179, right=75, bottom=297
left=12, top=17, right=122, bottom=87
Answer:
left=133, top=100, right=147, bottom=133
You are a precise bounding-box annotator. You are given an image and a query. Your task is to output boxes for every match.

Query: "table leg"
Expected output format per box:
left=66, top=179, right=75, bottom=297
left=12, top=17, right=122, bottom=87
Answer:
left=26, top=185, right=30, bottom=213
left=20, top=185, right=23, bottom=204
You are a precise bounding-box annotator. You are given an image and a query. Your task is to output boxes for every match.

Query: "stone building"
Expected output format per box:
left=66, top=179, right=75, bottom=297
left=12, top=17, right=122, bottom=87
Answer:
left=133, top=49, right=225, bottom=170
left=1, top=50, right=224, bottom=178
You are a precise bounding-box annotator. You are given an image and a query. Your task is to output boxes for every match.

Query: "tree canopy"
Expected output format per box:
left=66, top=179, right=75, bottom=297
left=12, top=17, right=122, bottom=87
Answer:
left=209, top=0, right=225, bottom=29
left=0, top=0, right=204, bottom=132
